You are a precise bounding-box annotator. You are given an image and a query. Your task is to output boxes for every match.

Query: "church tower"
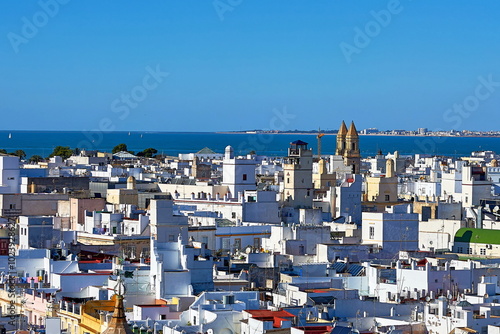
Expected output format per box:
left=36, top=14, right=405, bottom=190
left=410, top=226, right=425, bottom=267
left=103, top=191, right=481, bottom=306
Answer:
left=283, top=140, right=313, bottom=208
left=344, top=121, right=360, bottom=174
left=336, top=121, right=360, bottom=174
left=335, top=121, right=348, bottom=156
left=102, top=268, right=134, bottom=334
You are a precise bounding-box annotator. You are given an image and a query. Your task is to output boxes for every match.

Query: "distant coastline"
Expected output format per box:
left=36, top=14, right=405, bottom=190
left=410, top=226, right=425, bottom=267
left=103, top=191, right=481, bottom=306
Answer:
left=216, top=131, right=500, bottom=138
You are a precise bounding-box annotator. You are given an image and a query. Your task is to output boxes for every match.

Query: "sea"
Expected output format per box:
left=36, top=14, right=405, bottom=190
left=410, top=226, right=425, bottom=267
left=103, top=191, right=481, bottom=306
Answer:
left=1, top=131, right=500, bottom=159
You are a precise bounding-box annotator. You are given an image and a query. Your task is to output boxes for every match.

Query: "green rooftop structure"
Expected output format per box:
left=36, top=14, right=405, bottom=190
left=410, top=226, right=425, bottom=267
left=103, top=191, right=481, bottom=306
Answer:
left=454, top=228, right=500, bottom=245
left=196, top=147, right=216, bottom=155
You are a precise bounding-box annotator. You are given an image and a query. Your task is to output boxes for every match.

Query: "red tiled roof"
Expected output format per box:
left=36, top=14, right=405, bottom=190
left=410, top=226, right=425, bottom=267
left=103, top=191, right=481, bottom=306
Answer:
left=245, top=310, right=295, bottom=318
left=293, top=325, right=333, bottom=334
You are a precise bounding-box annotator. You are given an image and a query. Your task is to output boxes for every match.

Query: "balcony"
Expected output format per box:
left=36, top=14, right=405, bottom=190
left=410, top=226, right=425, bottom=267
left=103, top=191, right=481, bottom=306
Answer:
left=1, top=209, right=22, bottom=217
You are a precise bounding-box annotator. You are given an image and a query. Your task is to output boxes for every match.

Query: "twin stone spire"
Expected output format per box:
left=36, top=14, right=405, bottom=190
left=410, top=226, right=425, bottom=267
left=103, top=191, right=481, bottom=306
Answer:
left=335, top=121, right=360, bottom=174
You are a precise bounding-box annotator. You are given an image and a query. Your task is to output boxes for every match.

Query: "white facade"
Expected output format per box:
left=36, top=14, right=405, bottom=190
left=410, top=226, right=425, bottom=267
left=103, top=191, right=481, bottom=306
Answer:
left=462, top=164, right=492, bottom=207
left=263, top=224, right=332, bottom=256
left=175, top=190, right=280, bottom=225
left=149, top=200, right=213, bottom=298
left=18, top=216, right=55, bottom=249
left=162, top=291, right=260, bottom=334
left=0, top=155, right=20, bottom=194
left=222, top=146, right=257, bottom=198
left=362, top=204, right=419, bottom=257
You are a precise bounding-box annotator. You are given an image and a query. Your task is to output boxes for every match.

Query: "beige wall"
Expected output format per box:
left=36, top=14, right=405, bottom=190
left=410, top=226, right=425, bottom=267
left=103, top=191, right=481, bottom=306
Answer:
left=70, top=198, right=106, bottom=230
left=106, top=189, right=138, bottom=206
left=366, top=176, right=397, bottom=203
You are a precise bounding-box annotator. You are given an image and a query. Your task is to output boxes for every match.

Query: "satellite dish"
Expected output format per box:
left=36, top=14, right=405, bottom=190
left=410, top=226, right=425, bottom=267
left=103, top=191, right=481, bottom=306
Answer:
left=245, top=246, right=252, bottom=254
left=426, top=296, right=431, bottom=302
left=485, top=293, right=489, bottom=298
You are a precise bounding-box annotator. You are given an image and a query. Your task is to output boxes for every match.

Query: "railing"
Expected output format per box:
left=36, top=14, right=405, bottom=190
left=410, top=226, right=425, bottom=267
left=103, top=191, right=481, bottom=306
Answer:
left=1, top=209, right=22, bottom=217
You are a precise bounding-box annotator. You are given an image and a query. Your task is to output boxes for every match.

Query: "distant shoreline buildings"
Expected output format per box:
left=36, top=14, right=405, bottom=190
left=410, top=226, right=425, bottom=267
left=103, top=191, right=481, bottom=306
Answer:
left=219, top=128, right=500, bottom=138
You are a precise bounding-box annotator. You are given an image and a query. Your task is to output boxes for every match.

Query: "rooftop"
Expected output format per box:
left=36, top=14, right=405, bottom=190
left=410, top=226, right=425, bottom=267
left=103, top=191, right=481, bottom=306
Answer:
left=454, top=228, right=500, bottom=245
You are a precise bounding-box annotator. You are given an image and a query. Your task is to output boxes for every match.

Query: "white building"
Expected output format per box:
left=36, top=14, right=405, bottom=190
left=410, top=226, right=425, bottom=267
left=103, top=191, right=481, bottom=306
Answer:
left=462, top=164, right=492, bottom=207
left=362, top=204, right=419, bottom=257
left=149, top=199, right=214, bottom=299
left=18, top=216, right=55, bottom=249
left=263, top=224, right=331, bottom=256
left=424, top=276, right=500, bottom=334
left=0, top=155, right=20, bottom=194
left=222, top=146, right=257, bottom=198
left=162, top=291, right=260, bottom=334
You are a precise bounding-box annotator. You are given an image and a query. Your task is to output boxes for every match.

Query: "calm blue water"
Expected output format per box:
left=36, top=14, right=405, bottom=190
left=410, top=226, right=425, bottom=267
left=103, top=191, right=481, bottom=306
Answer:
left=0, top=131, right=499, bottom=158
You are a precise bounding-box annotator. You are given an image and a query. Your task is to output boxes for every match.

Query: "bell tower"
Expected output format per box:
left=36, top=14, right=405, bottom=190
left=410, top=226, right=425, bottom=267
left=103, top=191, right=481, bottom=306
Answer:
left=335, top=121, right=347, bottom=156
left=344, top=121, right=360, bottom=174
left=283, top=140, right=313, bottom=208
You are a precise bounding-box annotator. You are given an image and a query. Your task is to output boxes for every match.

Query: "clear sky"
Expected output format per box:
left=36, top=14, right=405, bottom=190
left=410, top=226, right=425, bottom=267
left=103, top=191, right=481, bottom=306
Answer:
left=1, top=1, right=500, bottom=132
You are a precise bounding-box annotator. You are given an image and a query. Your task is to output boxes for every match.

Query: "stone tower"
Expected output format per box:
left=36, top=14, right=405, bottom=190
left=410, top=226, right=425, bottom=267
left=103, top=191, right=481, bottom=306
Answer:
left=283, top=140, right=313, bottom=208
left=336, top=121, right=360, bottom=174
left=335, top=121, right=348, bottom=156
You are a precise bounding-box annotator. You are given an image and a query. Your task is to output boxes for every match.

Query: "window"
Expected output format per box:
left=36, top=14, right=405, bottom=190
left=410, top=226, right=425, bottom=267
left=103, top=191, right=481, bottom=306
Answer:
left=232, top=212, right=236, bottom=219
left=242, top=174, right=247, bottom=181
left=234, top=238, right=241, bottom=250
left=457, top=247, right=463, bottom=253
left=222, top=238, right=230, bottom=250
left=467, top=248, right=472, bottom=254
left=480, top=248, right=486, bottom=255
left=287, top=178, right=290, bottom=183
left=385, top=195, right=390, bottom=201
left=369, top=226, right=375, bottom=239
left=169, top=235, right=175, bottom=241
left=254, top=238, right=260, bottom=248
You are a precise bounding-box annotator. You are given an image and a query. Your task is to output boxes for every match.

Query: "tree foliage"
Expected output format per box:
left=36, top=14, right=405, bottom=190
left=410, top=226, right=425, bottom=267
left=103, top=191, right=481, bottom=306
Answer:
left=112, top=143, right=128, bottom=154
left=13, top=150, right=26, bottom=159
left=29, top=155, right=43, bottom=163
left=49, top=146, right=73, bottom=159
left=136, top=147, right=158, bottom=158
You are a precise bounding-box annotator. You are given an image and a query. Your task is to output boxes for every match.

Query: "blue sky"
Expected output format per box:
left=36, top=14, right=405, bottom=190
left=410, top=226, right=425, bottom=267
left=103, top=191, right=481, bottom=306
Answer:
left=1, top=1, right=500, bottom=132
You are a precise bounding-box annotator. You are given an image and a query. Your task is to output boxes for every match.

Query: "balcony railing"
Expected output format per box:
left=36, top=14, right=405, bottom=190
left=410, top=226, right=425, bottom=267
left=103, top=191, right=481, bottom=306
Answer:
left=1, top=209, right=22, bottom=217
